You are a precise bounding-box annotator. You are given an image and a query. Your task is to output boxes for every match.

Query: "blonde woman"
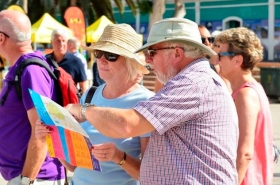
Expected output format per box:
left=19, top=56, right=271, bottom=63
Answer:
left=35, top=24, right=153, bottom=185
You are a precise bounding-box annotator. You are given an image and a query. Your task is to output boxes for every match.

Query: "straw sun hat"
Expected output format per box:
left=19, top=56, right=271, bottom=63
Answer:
left=81, top=24, right=149, bottom=74
left=135, top=18, right=216, bottom=56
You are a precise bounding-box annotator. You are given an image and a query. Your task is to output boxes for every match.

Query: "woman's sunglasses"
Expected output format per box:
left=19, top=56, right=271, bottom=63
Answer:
left=94, top=50, right=120, bottom=62
left=217, top=52, right=236, bottom=61
left=201, top=37, right=215, bottom=44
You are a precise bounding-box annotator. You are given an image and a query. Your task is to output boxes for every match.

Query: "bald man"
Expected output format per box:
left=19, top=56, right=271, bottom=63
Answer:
left=67, top=37, right=88, bottom=72
left=0, top=10, right=65, bottom=185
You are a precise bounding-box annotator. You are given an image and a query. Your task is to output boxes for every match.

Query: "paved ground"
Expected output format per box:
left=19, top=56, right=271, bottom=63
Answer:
left=271, top=100, right=280, bottom=185
left=0, top=101, right=280, bottom=184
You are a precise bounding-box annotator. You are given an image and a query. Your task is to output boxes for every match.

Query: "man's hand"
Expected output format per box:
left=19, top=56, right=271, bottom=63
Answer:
left=65, top=104, right=87, bottom=122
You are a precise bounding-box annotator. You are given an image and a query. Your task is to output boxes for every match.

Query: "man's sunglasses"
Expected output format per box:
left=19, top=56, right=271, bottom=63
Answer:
left=218, top=52, right=236, bottom=61
left=144, top=47, right=184, bottom=57
left=94, top=50, right=120, bottom=62
left=201, top=37, right=215, bottom=44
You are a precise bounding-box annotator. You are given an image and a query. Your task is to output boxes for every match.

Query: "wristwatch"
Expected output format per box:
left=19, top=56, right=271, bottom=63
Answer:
left=81, top=103, right=94, bottom=119
left=118, top=152, right=127, bottom=165
left=20, top=175, right=34, bottom=185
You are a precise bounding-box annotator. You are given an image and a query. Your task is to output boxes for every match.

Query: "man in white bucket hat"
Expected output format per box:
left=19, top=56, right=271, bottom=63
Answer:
left=65, top=18, right=239, bottom=184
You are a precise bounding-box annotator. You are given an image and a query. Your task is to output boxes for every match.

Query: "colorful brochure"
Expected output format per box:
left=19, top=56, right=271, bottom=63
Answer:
left=29, top=89, right=101, bottom=171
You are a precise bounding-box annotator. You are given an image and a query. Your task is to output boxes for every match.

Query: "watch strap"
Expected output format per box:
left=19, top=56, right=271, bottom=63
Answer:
left=20, top=175, right=34, bottom=185
left=81, top=103, right=92, bottom=119
left=118, top=152, right=127, bottom=165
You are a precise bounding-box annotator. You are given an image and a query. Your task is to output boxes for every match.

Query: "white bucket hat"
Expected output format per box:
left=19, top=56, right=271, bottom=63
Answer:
left=81, top=24, right=149, bottom=74
left=135, top=18, right=216, bottom=56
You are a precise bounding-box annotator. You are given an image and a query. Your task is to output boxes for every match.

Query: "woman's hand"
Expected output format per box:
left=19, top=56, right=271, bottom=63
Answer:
left=91, top=142, right=124, bottom=164
left=35, top=120, right=53, bottom=140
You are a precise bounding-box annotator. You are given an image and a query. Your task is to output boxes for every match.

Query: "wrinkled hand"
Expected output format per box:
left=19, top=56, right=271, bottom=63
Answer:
left=35, top=120, right=53, bottom=140
left=65, top=104, right=86, bottom=123
left=92, top=142, right=123, bottom=164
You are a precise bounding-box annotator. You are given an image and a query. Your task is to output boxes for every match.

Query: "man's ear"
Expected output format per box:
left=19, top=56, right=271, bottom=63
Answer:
left=173, top=47, right=184, bottom=63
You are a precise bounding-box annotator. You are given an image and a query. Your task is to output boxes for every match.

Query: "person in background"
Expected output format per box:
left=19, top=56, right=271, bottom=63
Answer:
left=211, top=30, right=222, bottom=38
left=198, top=25, right=215, bottom=48
left=67, top=37, right=88, bottom=73
left=92, top=61, right=105, bottom=87
left=198, top=25, right=218, bottom=72
left=35, top=23, right=153, bottom=185
left=211, top=30, right=222, bottom=72
left=198, top=26, right=232, bottom=92
left=0, top=10, right=65, bottom=185
left=64, top=18, right=239, bottom=184
left=215, top=27, right=273, bottom=185
left=46, top=29, right=88, bottom=95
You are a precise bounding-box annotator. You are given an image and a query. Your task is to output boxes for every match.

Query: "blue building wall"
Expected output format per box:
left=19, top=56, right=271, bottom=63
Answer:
left=113, top=0, right=280, bottom=61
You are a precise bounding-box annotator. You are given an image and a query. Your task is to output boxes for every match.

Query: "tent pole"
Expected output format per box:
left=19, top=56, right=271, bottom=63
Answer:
left=34, top=42, right=37, bottom=51
left=136, top=9, right=140, bottom=33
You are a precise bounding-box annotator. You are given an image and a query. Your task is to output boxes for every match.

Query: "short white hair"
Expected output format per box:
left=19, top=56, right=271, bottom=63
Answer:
left=163, top=42, right=206, bottom=59
left=0, top=16, right=31, bottom=42
left=51, top=29, right=69, bottom=40
left=68, top=37, right=80, bottom=49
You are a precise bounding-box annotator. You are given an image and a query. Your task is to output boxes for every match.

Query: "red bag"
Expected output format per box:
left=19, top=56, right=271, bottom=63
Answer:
left=4, top=57, right=79, bottom=107
left=52, top=65, right=79, bottom=106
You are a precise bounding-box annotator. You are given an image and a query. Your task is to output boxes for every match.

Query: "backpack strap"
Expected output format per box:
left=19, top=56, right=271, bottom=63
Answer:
left=85, top=86, right=97, bottom=103
left=14, top=58, right=57, bottom=100
left=45, top=53, right=59, bottom=69
left=0, top=82, right=12, bottom=105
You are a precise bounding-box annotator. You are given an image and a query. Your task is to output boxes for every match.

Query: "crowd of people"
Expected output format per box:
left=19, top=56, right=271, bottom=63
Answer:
left=0, top=9, right=274, bottom=185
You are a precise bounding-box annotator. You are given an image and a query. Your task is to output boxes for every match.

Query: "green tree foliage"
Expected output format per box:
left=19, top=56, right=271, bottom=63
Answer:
left=27, top=0, right=45, bottom=23
left=0, top=0, right=154, bottom=25
left=137, top=0, right=153, bottom=14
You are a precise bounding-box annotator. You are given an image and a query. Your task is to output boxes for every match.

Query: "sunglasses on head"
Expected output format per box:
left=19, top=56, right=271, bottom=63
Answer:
left=94, top=50, right=120, bottom=62
left=218, top=52, right=236, bottom=61
left=201, top=37, right=215, bottom=44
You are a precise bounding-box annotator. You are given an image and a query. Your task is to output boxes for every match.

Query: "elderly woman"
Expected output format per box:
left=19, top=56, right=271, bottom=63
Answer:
left=215, top=27, right=273, bottom=185
left=35, top=24, right=154, bottom=185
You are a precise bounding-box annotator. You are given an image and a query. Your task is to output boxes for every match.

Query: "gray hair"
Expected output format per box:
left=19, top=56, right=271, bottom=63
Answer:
left=68, top=37, right=80, bottom=49
left=51, top=29, right=69, bottom=40
left=163, top=42, right=206, bottom=59
left=0, top=16, right=31, bottom=42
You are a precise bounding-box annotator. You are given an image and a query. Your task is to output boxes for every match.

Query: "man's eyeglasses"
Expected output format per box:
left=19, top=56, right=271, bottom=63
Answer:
left=94, top=50, right=120, bottom=62
left=201, top=37, right=214, bottom=44
left=144, top=47, right=184, bottom=57
left=218, top=52, right=236, bottom=61
left=0, top=31, right=10, bottom=38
